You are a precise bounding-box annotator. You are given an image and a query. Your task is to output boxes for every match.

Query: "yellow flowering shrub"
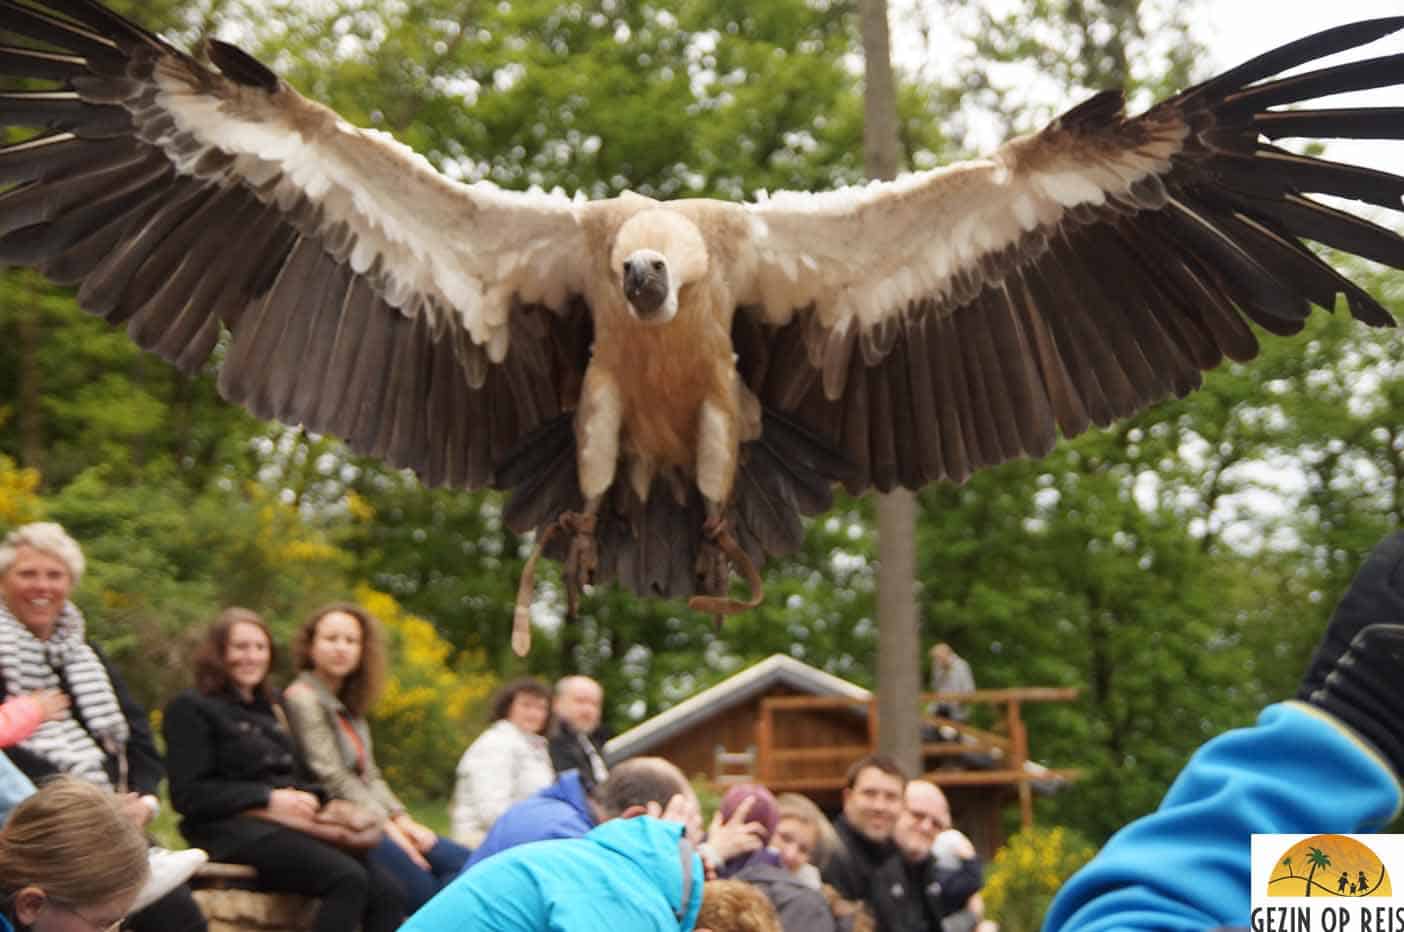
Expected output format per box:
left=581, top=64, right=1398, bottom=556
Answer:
left=0, top=456, right=43, bottom=526
left=245, top=483, right=341, bottom=567
left=360, top=585, right=497, bottom=800
left=983, top=826, right=1096, bottom=932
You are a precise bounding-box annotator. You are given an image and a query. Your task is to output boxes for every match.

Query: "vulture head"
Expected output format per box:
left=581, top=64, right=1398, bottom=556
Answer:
left=612, top=208, right=708, bottom=324
left=621, top=249, right=671, bottom=320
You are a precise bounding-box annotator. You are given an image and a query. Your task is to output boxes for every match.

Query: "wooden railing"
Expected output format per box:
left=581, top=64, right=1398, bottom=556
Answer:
left=753, top=687, right=1081, bottom=829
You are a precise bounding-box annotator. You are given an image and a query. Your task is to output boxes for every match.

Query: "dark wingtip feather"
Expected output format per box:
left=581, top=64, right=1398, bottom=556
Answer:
left=205, top=38, right=279, bottom=93
left=1193, top=18, right=1404, bottom=100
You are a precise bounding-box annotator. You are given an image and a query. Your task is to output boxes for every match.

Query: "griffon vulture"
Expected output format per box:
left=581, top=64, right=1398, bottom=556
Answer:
left=2, top=1, right=1404, bottom=652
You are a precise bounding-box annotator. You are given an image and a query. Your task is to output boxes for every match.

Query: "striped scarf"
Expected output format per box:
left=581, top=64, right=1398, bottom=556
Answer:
left=0, top=600, right=129, bottom=788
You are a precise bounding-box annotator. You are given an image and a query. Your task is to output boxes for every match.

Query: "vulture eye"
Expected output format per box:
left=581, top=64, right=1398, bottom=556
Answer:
left=651, top=259, right=665, bottom=272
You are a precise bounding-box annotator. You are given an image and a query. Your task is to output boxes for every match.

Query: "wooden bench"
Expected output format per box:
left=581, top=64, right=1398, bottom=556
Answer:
left=189, top=862, right=320, bottom=932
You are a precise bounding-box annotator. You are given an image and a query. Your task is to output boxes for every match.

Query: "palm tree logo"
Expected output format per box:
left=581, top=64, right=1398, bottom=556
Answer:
left=1303, top=847, right=1331, bottom=897
left=1267, top=835, right=1390, bottom=898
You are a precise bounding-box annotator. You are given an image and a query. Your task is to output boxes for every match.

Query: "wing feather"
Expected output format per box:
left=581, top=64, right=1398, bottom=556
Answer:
left=928, top=308, right=975, bottom=483
left=738, top=18, right=1404, bottom=492
left=0, top=0, right=594, bottom=492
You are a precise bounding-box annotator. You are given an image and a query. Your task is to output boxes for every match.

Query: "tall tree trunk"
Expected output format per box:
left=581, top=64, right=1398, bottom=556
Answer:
left=860, top=0, right=921, bottom=777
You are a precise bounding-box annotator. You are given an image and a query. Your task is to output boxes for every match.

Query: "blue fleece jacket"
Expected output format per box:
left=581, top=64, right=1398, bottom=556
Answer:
left=1045, top=702, right=1403, bottom=931
left=462, top=769, right=595, bottom=872
left=405, top=816, right=704, bottom=932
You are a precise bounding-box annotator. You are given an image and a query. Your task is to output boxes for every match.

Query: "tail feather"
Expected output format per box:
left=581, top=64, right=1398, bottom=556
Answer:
left=497, top=405, right=851, bottom=600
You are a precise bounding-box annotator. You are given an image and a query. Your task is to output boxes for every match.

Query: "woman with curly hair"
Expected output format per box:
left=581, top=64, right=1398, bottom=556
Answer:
left=282, top=602, right=470, bottom=911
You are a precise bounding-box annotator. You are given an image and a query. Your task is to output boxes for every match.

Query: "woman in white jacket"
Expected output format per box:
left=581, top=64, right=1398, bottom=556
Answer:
left=450, top=678, right=554, bottom=847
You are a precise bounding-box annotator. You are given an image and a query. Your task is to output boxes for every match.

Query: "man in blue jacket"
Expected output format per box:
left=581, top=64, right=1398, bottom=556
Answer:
left=463, top=756, right=694, bottom=870
left=403, top=816, right=704, bottom=932
left=1045, top=532, right=1404, bottom=930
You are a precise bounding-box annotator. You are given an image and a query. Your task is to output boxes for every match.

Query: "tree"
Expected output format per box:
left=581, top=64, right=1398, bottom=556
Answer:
left=859, top=0, right=922, bottom=776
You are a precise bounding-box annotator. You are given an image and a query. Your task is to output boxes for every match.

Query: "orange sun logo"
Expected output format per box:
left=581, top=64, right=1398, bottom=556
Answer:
left=1268, top=835, right=1391, bottom=898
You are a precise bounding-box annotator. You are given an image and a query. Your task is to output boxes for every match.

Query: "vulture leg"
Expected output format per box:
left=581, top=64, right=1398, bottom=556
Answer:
left=561, top=506, right=600, bottom=617
left=694, top=506, right=730, bottom=610
left=510, top=505, right=599, bottom=657
left=687, top=397, right=764, bottom=620
left=688, top=506, right=764, bottom=622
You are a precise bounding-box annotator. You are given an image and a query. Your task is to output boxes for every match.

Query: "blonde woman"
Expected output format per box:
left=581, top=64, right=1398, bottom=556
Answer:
left=282, top=602, right=470, bottom=912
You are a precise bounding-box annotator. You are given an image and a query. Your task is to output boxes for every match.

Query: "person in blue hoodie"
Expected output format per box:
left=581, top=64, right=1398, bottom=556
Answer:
left=1045, top=531, right=1404, bottom=931
left=463, top=756, right=766, bottom=877
left=402, top=815, right=704, bottom=932
left=462, top=756, right=694, bottom=870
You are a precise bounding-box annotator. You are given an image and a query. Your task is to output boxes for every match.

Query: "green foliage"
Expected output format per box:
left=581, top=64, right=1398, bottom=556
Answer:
left=360, top=586, right=497, bottom=799
left=983, top=826, right=1096, bottom=932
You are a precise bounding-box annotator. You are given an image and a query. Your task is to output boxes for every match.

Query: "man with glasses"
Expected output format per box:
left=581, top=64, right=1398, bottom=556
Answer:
left=869, top=781, right=984, bottom=932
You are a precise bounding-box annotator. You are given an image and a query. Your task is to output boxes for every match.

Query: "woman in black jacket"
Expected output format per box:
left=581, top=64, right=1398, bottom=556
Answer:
left=164, top=607, right=403, bottom=932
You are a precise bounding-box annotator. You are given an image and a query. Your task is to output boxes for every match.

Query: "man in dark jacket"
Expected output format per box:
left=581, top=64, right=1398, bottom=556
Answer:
left=547, top=675, right=611, bottom=789
left=822, top=754, right=908, bottom=909
left=870, top=781, right=983, bottom=932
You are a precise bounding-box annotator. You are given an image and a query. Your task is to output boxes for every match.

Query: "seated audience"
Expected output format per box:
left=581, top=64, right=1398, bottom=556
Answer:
left=164, top=607, right=404, bottom=932
left=0, top=521, right=207, bottom=932
left=450, top=677, right=554, bottom=847
left=718, top=785, right=851, bottom=932
left=822, top=753, right=908, bottom=908
left=405, top=815, right=703, bottom=932
left=767, top=793, right=873, bottom=932
left=548, top=674, right=610, bottom=790
left=771, top=793, right=835, bottom=889
left=1045, top=532, right=1404, bottom=929
left=871, top=781, right=982, bottom=932
left=0, top=775, right=149, bottom=931
left=282, top=602, right=470, bottom=911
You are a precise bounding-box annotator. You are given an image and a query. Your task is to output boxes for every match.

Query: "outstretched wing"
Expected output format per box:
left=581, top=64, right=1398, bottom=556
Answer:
left=0, top=0, right=593, bottom=488
left=736, top=19, right=1404, bottom=493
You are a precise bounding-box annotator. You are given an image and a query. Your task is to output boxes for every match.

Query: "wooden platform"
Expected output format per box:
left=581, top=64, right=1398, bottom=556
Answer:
left=189, top=863, right=323, bottom=932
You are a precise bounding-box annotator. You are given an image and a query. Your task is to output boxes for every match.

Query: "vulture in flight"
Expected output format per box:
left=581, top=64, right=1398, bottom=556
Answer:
left=2, top=1, right=1404, bottom=652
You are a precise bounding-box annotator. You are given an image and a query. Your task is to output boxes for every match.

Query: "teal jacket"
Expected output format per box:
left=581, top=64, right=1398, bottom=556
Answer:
left=1045, top=702, right=1403, bottom=931
left=403, top=815, right=703, bottom=932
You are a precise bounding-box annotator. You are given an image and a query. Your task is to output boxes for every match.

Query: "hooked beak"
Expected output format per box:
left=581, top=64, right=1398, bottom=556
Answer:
left=622, top=257, right=670, bottom=319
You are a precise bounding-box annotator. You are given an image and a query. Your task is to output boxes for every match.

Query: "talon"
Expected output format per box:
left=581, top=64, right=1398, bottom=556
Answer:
left=560, top=511, right=598, bottom=618
left=688, top=517, right=764, bottom=619
left=695, top=537, right=729, bottom=598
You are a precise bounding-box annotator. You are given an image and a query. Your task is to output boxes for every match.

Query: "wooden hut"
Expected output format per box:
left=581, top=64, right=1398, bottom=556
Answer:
left=603, top=654, right=1078, bottom=858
